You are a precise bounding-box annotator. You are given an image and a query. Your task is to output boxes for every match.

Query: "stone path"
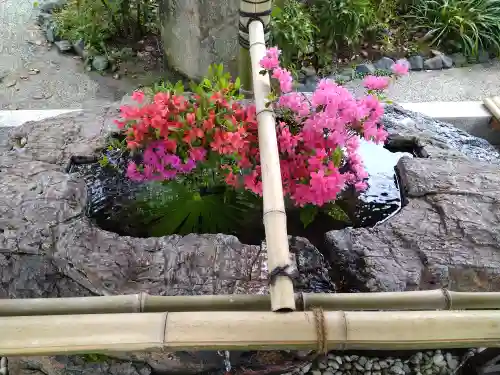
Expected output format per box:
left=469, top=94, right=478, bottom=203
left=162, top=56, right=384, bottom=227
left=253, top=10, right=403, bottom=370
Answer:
left=0, top=0, right=135, bottom=111
left=345, top=60, right=500, bottom=102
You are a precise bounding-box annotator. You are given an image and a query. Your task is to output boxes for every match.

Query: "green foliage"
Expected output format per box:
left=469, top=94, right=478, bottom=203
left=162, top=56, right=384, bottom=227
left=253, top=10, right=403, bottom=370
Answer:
left=149, top=64, right=241, bottom=98
left=311, top=0, right=376, bottom=52
left=132, top=180, right=261, bottom=236
left=54, top=0, right=115, bottom=54
left=53, top=0, right=159, bottom=54
left=270, top=1, right=317, bottom=73
left=407, top=0, right=500, bottom=55
left=299, top=203, right=350, bottom=228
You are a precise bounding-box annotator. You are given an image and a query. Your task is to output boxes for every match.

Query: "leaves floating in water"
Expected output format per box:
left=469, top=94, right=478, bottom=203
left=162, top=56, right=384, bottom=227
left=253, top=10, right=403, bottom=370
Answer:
left=133, top=181, right=261, bottom=236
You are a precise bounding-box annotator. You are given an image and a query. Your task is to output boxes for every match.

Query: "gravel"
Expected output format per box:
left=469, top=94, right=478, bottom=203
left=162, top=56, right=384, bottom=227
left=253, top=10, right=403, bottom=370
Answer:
left=294, top=349, right=478, bottom=375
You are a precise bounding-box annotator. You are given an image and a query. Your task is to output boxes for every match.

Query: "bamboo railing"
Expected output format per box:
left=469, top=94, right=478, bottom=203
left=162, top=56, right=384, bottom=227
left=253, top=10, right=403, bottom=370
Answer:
left=1, top=290, right=500, bottom=316
left=2, top=310, right=500, bottom=355
left=1, top=0, right=500, bottom=358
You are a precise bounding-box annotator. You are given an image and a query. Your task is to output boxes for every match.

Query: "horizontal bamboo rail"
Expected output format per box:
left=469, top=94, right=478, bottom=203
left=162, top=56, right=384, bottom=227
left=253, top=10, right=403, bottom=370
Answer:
left=2, top=310, right=500, bottom=355
left=1, top=290, right=500, bottom=316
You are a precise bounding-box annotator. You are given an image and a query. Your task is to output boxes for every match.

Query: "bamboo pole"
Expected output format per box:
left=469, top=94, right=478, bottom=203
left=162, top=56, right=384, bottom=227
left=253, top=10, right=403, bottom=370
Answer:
left=238, top=0, right=272, bottom=94
left=3, top=310, right=500, bottom=355
left=248, top=17, right=295, bottom=312
left=3, top=290, right=500, bottom=316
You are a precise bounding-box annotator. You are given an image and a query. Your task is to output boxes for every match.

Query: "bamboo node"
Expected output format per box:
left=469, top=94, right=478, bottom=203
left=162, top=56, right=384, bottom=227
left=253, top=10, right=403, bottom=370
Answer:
left=139, top=292, right=147, bottom=312
left=313, top=308, right=328, bottom=355
left=441, top=288, right=452, bottom=310
left=269, top=265, right=295, bottom=286
left=256, top=108, right=275, bottom=117
left=249, top=41, right=267, bottom=49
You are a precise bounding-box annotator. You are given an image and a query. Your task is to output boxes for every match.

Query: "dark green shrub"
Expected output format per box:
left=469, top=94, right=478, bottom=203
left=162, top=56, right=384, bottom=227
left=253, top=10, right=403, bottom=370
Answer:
left=311, top=0, right=376, bottom=52
left=53, top=0, right=159, bottom=54
left=407, top=0, right=500, bottom=55
left=270, top=0, right=317, bottom=72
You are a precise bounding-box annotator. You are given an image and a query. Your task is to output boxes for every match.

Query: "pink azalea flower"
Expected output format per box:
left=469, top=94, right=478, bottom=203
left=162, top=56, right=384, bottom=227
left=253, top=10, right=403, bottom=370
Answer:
left=363, top=75, right=390, bottom=90
left=391, top=59, right=410, bottom=76
left=131, top=90, right=145, bottom=103
left=259, top=47, right=281, bottom=70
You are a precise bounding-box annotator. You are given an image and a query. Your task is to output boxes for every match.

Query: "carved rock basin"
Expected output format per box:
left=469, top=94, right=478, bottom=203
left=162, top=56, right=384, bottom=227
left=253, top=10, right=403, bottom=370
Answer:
left=2, top=102, right=500, bottom=375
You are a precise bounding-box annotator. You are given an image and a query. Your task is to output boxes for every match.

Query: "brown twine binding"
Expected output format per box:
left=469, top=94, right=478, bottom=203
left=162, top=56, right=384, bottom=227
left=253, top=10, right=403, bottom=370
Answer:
left=441, top=288, right=452, bottom=310
left=313, top=308, right=328, bottom=355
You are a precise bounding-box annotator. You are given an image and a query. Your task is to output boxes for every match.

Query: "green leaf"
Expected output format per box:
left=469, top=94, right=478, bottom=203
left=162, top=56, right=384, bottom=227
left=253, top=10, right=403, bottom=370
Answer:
left=271, top=6, right=283, bottom=17
left=234, top=77, right=241, bottom=90
left=174, top=81, right=185, bottom=94
left=325, top=203, right=350, bottom=223
left=195, top=107, right=202, bottom=120
left=99, top=155, right=109, bottom=167
left=300, top=205, right=318, bottom=228
left=332, top=147, right=343, bottom=167
left=259, top=69, right=268, bottom=76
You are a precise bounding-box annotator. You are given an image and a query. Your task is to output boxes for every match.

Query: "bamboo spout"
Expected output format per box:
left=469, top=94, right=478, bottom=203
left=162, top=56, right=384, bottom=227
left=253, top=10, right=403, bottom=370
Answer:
left=248, top=18, right=295, bottom=312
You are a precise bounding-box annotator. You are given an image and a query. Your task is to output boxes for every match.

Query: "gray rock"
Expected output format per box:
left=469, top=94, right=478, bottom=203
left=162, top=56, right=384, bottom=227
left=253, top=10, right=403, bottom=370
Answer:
left=355, top=63, right=375, bottom=75
left=44, top=22, right=58, bottom=43
left=441, top=55, right=453, bottom=69
left=328, top=361, right=340, bottom=370
left=408, top=55, right=424, bottom=71
left=92, top=55, right=109, bottom=71
left=432, top=354, right=445, bottom=366
left=2, top=106, right=335, bottom=375
left=450, top=53, right=467, bottom=67
left=301, top=66, right=317, bottom=77
left=73, top=39, right=86, bottom=58
left=8, top=356, right=151, bottom=375
left=478, top=50, right=490, bottom=63
left=424, top=56, right=443, bottom=70
left=379, top=360, right=389, bottom=369
left=382, top=105, right=500, bottom=163
left=323, top=105, right=500, bottom=293
left=36, top=11, right=52, bottom=27
left=358, top=356, right=368, bottom=366
left=54, top=40, right=72, bottom=53
left=389, top=363, right=404, bottom=374
left=325, top=155, right=500, bottom=292
left=39, top=0, right=66, bottom=13
left=373, top=57, right=395, bottom=71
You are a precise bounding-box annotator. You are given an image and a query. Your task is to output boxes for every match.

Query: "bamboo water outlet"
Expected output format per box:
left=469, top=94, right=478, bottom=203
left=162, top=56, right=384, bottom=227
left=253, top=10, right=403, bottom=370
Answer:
left=2, top=310, right=500, bottom=355
left=244, top=2, right=295, bottom=312
left=2, top=290, right=500, bottom=317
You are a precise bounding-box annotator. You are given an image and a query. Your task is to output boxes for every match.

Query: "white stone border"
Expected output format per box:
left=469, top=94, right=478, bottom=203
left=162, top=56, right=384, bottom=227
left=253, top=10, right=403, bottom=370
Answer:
left=0, top=109, right=81, bottom=128
left=399, top=101, right=500, bottom=145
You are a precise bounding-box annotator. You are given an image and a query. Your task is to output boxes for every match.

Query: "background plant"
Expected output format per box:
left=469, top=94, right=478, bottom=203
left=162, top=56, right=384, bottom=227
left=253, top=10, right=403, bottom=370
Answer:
left=406, top=0, right=500, bottom=55
left=53, top=0, right=159, bottom=54
left=269, top=0, right=317, bottom=75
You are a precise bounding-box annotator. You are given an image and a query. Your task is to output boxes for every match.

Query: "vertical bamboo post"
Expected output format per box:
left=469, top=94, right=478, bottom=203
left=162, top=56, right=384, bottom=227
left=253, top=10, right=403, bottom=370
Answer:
left=238, top=0, right=272, bottom=95
left=239, top=0, right=295, bottom=312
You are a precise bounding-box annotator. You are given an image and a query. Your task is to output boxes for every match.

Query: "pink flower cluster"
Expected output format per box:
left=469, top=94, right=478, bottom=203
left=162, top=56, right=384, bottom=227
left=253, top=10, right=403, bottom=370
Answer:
left=227, top=48, right=389, bottom=206
left=363, top=59, right=410, bottom=91
left=117, top=48, right=393, bottom=210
